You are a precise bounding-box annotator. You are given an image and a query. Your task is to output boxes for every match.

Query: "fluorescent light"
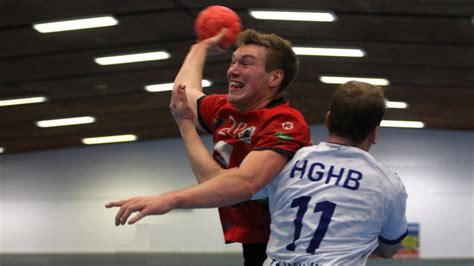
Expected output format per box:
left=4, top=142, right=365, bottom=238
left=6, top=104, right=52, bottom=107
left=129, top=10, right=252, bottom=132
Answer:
left=380, top=120, right=425, bottom=128
left=36, top=116, right=96, bottom=128
left=0, top=96, right=47, bottom=107
left=319, top=76, right=390, bottom=86
left=386, top=101, right=408, bottom=109
left=33, top=16, right=118, bottom=33
left=249, top=10, right=336, bottom=22
left=82, top=134, right=138, bottom=145
left=0, top=147, right=4, bottom=153
left=95, top=51, right=170, bottom=65
left=145, top=79, right=213, bottom=92
left=293, top=47, right=365, bottom=57
left=201, top=79, right=212, bottom=87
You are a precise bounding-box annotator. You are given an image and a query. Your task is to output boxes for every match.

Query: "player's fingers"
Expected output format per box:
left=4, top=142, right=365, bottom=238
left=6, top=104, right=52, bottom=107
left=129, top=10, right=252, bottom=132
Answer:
left=171, top=85, right=178, bottom=100
left=176, top=84, right=185, bottom=95
left=105, top=201, right=120, bottom=208
left=172, top=84, right=185, bottom=109
left=177, top=85, right=188, bottom=102
left=119, top=207, right=136, bottom=225
left=208, top=28, right=228, bottom=53
left=114, top=202, right=134, bottom=226
left=214, top=28, right=228, bottom=40
left=170, top=85, right=180, bottom=107
left=105, top=198, right=130, bottom=208
left=128, top=210, right=147, bottom=225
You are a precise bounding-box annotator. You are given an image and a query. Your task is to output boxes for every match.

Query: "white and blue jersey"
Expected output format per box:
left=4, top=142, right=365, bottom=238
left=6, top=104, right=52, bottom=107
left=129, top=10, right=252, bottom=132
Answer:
left=258, top=142, right=408, bottom=266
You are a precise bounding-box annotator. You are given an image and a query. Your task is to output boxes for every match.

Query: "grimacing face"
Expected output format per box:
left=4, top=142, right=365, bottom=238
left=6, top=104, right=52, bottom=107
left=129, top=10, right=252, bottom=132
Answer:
left=226, top=44, right=278, bottom=112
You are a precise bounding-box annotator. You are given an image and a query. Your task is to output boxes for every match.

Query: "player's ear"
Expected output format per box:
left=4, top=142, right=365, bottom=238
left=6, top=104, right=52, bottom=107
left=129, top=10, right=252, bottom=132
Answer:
left=368, top=126, right=378, bottom=145
left=325, top=111, right=332, bottom=130
left=269, top=69, right=284, bottom=89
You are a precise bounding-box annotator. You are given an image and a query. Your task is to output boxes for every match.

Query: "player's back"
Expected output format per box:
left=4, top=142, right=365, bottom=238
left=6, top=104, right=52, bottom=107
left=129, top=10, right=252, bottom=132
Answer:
left=263, top=142, right=406, bottom=266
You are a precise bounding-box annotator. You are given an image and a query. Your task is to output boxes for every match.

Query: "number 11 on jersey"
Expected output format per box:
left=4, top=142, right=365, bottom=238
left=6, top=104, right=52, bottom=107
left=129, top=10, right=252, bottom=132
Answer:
left=286, top=197, right=337, bottom=254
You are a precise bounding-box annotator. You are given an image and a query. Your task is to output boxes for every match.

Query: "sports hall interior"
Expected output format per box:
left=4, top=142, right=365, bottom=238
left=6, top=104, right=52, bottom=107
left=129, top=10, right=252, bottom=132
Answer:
left=0, top=1, right=472, bottom=265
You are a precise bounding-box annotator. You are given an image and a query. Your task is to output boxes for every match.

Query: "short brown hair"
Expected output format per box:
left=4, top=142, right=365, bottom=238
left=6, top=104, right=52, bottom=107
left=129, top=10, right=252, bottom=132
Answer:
left=236, top=29, right=299, bottom=92
left=328, top=81, right=386, bottom=144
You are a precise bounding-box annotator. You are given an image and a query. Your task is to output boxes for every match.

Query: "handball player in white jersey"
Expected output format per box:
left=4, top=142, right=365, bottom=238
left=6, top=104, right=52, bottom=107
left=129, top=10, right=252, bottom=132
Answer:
left=257, top=81, right=408, bottom=265
left=107, top=81, right=407, bottom=266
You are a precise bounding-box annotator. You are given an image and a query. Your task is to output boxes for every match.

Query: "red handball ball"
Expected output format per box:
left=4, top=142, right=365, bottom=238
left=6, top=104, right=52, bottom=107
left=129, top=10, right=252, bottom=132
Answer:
left=194, top=5, right=242, bottom=49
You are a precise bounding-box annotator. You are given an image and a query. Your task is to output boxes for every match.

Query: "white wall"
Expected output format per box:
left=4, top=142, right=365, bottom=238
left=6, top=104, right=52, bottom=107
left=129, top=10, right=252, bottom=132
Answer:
left=0, top=125, right=472, bottom=258
left=0, top=138, right=239, bottom=253
left=370, top=127, right=474, bottom=258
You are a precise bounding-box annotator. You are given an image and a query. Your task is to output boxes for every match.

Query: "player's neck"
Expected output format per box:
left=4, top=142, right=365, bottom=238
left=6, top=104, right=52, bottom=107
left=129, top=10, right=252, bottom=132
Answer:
left=328, top=134, right=352, bottom=146
left=234, top=94, right=275, bottom=112
left=327, top=134, right=370, bottom=152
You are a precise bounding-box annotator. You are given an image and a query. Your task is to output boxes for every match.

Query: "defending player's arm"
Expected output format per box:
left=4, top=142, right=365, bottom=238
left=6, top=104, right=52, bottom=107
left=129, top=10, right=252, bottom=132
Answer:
left=106, top=149, right=288, bottom=225
left=170, top=84, right=228, bottom=183
left=173, top=30, right=227, bottom=128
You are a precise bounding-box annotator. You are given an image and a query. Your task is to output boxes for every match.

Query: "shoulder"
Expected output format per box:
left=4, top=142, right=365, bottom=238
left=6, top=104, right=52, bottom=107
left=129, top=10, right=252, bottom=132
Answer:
left=198, top=94, right=234, bottom=117
left=268, top=98, right=306, bottom=116
left=198, top=94, right=228, bottom=107
left=280, top=145, right=319, bottom=171
left=361, top=154, right=407, bottom=198
left=262, top=101, right=309, bottom=129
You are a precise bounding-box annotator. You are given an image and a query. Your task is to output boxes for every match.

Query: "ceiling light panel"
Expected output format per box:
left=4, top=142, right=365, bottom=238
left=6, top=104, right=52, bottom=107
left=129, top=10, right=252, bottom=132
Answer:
left=319, top=76, right=390, bottom=86
left=386, top=101, right=409, bottom=109
left=145, top=79, right=213, bottom=92
left=33, top=16, right=118, bottom=33
left=380, top=120, right=425, bottom=128
left=249, top=10, right=336, bottom=22
left=95, top=51, right=170, bottom=65
left=36, top=116, right=96, bottom=128
left=82, top=134, right=138, bottom=145
left=0, top=96, right=48, bottom=107
left=293, top=47, right=365, bottom=57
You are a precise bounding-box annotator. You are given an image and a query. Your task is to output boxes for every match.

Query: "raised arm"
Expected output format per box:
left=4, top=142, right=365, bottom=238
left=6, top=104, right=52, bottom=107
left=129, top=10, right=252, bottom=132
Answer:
left=170, top=84, right=226, bottom=182
left=106, top=149, right=288, bottom=225
left=173, top=30, right=227, bottom=127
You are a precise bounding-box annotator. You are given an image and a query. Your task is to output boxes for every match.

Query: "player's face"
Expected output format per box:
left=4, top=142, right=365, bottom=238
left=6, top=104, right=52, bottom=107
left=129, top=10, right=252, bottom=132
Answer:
left=226, top=44, right=275, bottom=111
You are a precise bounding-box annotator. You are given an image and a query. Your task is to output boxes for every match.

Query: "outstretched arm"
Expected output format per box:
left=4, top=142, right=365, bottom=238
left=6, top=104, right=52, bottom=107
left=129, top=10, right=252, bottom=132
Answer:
left=170, top=84, right=226, bottom=182
left=106, top=149, right=288, bottom=225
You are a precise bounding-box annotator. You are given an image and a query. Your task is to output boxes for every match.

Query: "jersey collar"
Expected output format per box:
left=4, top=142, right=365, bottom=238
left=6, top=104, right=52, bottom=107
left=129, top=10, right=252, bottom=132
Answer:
left=265, top=97, right=286, bottom=108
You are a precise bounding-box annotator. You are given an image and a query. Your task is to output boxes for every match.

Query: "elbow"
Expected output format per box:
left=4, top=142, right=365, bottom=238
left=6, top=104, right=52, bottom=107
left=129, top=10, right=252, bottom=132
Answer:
left=242, top=180, right=261, bottom=201
left=245, top=184, right=259, bottom=200
left=373, top=242, right=401, bottom=259
left=378, top=251, right=397, bottom=259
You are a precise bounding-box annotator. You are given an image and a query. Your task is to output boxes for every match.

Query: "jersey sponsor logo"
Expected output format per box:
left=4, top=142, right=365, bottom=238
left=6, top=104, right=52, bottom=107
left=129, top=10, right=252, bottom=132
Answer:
left=281, top=121, right=294, bottom=130
left=238, top=126, right=256, bottom=144
left=289, top=160, right=363, bottom=190
left=217, top=115, right=256, bottom=144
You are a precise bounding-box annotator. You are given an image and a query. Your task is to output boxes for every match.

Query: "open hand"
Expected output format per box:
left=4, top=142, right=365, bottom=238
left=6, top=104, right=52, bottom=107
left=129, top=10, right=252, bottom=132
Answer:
left=105, top=195, right=173, bottom=225
left=169, top=84, right=195, bottom=126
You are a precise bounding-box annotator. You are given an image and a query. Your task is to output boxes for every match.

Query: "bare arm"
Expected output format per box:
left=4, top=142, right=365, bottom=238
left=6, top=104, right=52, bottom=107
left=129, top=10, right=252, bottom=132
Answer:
left=372, top=240, right=402, bottom=259
left=170, top=84, right=227, bottom=182
left=106, top=150, right=288, bottom=225
left=173, top=30, right=227, bottom=127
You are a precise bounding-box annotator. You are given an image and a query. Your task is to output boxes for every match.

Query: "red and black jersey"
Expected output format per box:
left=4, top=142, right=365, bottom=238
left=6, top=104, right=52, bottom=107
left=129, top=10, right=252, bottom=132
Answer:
left=197, top=94, right=311, bottom=243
